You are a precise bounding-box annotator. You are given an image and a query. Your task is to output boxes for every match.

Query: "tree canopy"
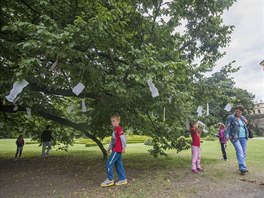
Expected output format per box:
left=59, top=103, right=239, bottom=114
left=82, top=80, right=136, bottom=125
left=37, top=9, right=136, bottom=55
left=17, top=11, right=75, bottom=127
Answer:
left=1, top=0, right=254, bottom=158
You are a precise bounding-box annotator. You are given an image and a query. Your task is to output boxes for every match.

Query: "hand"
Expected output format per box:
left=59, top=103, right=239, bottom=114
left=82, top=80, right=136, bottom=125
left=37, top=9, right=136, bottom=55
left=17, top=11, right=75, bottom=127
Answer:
left=107, top=150, right=111, bottom=154
left=122, top=149, right=125, bottom=153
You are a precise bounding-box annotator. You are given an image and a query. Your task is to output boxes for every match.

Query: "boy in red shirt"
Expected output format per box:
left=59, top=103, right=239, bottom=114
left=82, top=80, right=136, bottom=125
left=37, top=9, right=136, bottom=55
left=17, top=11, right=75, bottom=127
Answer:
left=190, top=121, right=203, bottom=173
left=101, top=114, right=127, bottom=187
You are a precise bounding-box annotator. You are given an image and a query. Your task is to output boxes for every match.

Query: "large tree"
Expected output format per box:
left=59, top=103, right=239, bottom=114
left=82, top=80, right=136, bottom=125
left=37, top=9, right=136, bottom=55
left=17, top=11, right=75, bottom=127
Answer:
left=1, top=0, right=239, bottom=158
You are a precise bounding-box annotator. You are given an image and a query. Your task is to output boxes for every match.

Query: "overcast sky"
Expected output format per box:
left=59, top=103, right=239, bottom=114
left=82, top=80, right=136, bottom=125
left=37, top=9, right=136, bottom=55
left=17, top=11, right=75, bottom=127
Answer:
left=214, top=0, right=264, bottom=102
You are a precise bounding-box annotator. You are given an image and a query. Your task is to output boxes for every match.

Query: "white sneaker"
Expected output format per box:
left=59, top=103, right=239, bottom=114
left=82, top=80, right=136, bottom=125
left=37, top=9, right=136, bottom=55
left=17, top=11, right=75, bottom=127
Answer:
left=101, top=179, right=114, bottom=187
left=115, top=179, right=128, bottom=186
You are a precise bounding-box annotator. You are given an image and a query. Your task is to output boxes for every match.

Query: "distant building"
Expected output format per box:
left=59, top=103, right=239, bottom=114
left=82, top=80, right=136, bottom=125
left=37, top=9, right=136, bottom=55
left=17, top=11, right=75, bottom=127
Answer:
left=253, top=101, right=264, bottom=114
left=251, top=101, right=264, bottom=131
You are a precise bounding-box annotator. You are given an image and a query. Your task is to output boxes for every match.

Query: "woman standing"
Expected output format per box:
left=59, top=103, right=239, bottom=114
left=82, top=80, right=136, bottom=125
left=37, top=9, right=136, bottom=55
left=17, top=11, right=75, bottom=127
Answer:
left=225, top=105, right=249, bottom=175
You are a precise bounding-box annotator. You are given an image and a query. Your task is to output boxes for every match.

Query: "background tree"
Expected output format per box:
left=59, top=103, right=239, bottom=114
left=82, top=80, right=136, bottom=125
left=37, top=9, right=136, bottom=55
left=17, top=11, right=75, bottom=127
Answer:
left=1, top=0, right=253, bottom=158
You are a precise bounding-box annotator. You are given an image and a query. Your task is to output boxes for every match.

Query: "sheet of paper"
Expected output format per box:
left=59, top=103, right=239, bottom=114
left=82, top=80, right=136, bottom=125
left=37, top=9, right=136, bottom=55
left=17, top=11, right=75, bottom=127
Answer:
left=147, top=80, right=159, bottom=98
left=72, top=82, right=85, bottom=96
left=5, top=80, right=29, bottom=102
left=224, top=103, right=232, bottom=112
left=81, top=99, right=87, bottom=112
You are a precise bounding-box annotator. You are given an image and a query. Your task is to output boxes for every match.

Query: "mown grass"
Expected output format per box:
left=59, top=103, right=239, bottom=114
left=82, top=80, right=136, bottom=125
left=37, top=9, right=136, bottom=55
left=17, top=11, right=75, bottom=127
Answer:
left=0, top=138, right=263, bottom=198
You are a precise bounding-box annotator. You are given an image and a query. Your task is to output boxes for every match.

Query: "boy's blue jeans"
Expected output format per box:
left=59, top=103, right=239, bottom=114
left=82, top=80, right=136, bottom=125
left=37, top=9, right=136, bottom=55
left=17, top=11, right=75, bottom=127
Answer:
left=231, top=138, right=247, bottom=171
left=106, top=152, right=126, bottom=181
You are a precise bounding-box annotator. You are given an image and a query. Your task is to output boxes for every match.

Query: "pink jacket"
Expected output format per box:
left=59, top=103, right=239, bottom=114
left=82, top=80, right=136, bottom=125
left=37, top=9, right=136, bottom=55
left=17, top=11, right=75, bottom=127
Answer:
left=218, top=128, right=227, bottom=144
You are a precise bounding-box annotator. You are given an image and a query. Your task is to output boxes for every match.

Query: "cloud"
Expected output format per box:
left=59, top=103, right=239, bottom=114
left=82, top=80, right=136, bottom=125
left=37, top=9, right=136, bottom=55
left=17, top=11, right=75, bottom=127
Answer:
left=214, top=0, right=264, bottom=101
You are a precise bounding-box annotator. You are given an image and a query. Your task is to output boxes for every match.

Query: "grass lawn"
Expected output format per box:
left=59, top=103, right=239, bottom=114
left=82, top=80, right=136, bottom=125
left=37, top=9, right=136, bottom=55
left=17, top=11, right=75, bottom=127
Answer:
left=0, top=138, right=263, bottom=198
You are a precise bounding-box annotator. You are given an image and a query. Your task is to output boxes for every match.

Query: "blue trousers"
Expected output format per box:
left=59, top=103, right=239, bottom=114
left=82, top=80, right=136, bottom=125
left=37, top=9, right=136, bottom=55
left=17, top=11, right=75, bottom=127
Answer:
left=231, top=138, right=247, bottom=171
left=106, top=152, right=126, bottom=181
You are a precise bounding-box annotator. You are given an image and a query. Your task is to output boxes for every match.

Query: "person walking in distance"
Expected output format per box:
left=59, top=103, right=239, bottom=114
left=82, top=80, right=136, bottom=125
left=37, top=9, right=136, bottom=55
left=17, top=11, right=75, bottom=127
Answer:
left=41, top=125, right=55, bottom=158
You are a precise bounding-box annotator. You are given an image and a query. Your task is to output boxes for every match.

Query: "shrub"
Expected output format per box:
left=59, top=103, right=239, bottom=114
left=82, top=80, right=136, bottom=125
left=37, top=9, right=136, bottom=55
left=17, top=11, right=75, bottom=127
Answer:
left=204, top=136, right=216, bottom=141
left=144, top=138, right=153, bottom=146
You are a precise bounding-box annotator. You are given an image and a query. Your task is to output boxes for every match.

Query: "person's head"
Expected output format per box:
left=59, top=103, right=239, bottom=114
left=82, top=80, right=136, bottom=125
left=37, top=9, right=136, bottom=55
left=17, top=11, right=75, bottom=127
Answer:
left=217, top=122, right=225, bottom=129
left=189, top=120, right=198, bottom=129
left=46, top=125, right=51, bottom=130
left=18, top=134, right=23, bottom=139
left=235, top=105, right=244, bottom=118
left=111, top=114, right=120, bottom=127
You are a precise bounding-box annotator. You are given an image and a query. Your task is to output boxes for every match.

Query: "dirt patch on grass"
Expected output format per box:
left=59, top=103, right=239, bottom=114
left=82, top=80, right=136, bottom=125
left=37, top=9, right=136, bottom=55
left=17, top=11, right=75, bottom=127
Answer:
left=0, top=156, right=263, bottom=198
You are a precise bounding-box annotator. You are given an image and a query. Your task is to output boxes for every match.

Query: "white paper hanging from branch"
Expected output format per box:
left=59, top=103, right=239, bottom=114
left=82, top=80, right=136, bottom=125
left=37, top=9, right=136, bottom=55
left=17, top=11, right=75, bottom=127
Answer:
left=5, top=80, right=29, bottom=102
left=168, top=96, right=172, bottom=104
left=26, top=107, right=31, bottom=117
left=72, top=82, right=85, bottom=96
left=224, top=103, right=232, bottom=112
left=206, top=103, right=209, bottom=116
left=197, top=106, right=203, bottom=117
left=163, top=106, right=166, bottom=122
left=81, top=99, right=87, bottom=112
left=147, top=80, right=159, bottom=98
left=68, top=103, right=73, bottom=113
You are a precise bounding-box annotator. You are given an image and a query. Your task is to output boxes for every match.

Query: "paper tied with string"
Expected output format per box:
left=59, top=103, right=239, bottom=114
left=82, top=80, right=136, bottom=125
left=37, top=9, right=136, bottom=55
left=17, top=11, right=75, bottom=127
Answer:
left=50, top=56, right=58, bottom=72
left=197, top=106, right=203, bottom=117
left=26, top=107, right=31, bottom=117
left=224, top=103, right=233, bottom=112
left=72, top=82, right=85, bottom=96
left=163, top=106, right=166, bottom=122
left=5, top=80, right=29, bottom=102
left=168, top=96, right=172, bottom=104
left=81, top=99, right=87, bottom=112
left=206, top=103, right=209, bottom=116
left=197, top=120, right=208, bottom=133
left=147, top=80, right=159, bottom=98
left=68, top=103, right=74, bottom=113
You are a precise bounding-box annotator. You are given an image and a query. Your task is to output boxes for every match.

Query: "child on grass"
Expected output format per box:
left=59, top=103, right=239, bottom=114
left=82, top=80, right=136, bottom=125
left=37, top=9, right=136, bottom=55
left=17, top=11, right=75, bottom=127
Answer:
left=101, top=114, right=127, bottom=187
left=217, top=123, right=227, bottom=161
left=190, top=121, right=203, bottom=173
left=15, top=135, right=24, bottom=160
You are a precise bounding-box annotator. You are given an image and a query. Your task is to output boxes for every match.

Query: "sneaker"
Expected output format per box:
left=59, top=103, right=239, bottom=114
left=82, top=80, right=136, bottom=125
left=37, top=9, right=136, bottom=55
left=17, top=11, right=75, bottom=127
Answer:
left=192, top=169, right=199, bottom=173
left=115, top=179, right=128, bottom=186
left=197, top=168, right=204, bottom=172
left=240, top=170, right=246, bottom=175
left=101, top=179, right=114, bottom=187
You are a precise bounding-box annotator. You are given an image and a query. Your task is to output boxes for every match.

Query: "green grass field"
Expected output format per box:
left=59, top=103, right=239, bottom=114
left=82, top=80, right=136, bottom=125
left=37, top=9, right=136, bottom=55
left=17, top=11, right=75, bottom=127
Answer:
left=0, top=138, right=263, bottom=198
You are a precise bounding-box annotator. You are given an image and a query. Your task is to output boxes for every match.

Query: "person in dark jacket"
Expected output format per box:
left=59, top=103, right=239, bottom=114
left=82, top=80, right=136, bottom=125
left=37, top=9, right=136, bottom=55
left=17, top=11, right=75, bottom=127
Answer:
left=15, top=134, right=24, bottom=160
left=225, top=105, right=249, bottom=175
left=41, top=125, right=55, bottom=158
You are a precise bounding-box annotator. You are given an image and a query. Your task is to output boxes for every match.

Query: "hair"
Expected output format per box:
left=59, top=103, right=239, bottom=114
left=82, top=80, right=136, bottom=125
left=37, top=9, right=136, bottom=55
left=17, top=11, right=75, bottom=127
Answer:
left=46, top=125, right=51, bottom=129
left=217, top=122, right=225, bottom=128
left=189, top=120, right=197, bottom=128
left=111, top=114, right=121, bottom=121
left=18, top=134, right=23, bottom=139
left=235, top=105, right=245, bottom=112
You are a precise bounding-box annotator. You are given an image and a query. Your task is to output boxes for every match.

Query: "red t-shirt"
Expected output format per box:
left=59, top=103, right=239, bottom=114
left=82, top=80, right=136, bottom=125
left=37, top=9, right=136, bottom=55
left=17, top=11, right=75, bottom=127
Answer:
left=191, top=128, right=200, bottom=147
left=113, top=125, right=124, bottom=152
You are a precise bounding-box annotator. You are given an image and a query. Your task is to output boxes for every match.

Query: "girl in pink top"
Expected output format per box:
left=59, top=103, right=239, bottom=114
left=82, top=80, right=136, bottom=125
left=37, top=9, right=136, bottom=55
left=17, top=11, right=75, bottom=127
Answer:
left=217, top=123, right=227, bottom=161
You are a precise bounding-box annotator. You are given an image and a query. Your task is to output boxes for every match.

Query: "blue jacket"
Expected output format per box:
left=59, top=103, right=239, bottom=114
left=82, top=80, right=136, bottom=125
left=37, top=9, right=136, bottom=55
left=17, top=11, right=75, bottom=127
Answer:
left=225, top=114, right=249, bottom=140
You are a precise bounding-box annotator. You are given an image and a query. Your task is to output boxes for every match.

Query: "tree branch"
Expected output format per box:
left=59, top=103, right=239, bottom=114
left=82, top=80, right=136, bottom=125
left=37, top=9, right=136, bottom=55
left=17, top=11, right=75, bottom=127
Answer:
left=36, top=108, right=107, bottom=159
left=21, top=0, right=40, bottom=15
left=29, top=83, right=101, bottom=100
